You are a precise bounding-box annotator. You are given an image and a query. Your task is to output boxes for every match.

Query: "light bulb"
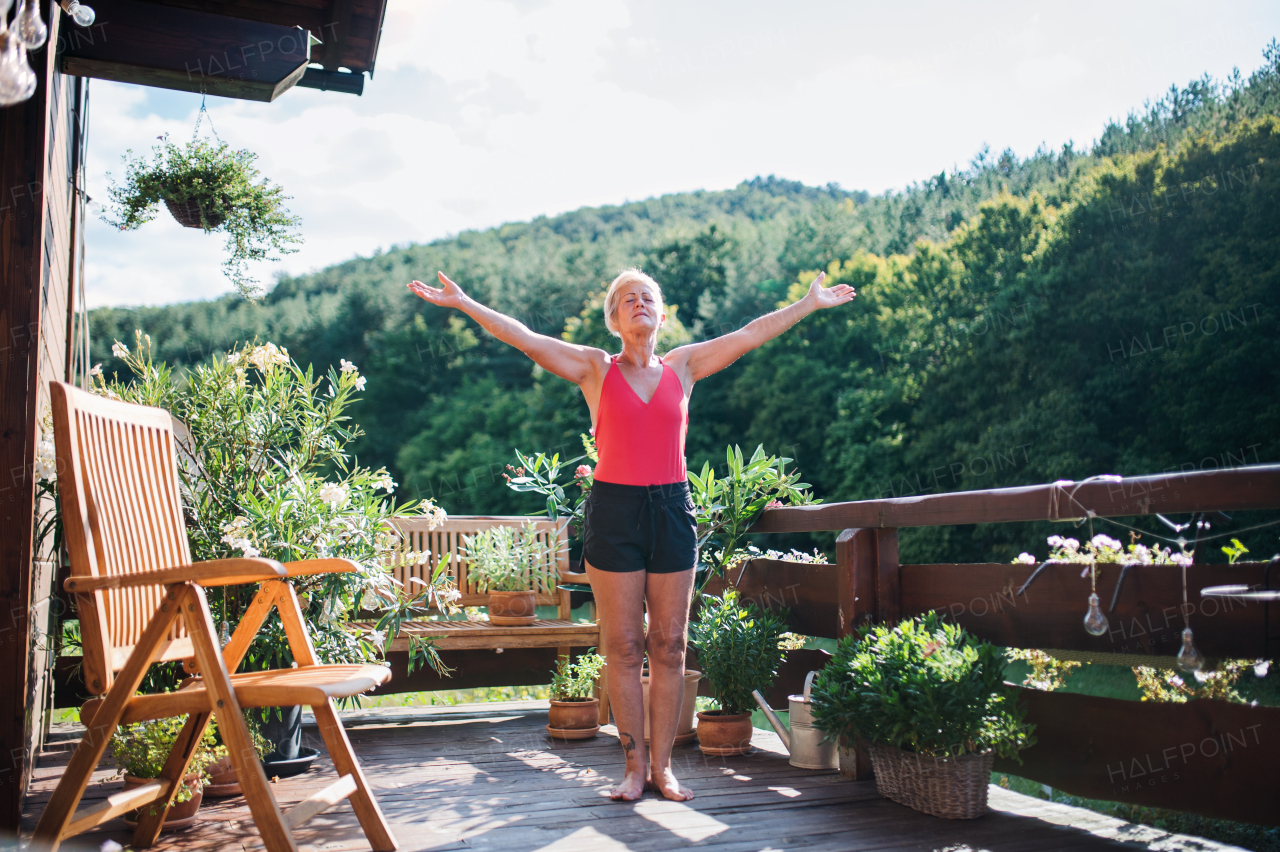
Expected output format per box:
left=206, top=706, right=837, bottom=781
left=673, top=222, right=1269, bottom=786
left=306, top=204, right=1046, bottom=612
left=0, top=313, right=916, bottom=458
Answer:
left=219, top=620, right=232, bottom=647
left=15, top=0, right=47, bottom=49
left=1176, top=627, right=1204, bottom=673
left=1083, top=592, right=1108, bottom=636
left=61, top=0, right=94, bottom=27
left=0, top=31, right=36, bottom=107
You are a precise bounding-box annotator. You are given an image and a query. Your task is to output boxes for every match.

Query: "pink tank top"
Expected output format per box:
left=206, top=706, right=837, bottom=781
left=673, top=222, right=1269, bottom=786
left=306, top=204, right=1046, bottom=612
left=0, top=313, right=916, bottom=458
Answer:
left=592, top=355, right=688, bottom=486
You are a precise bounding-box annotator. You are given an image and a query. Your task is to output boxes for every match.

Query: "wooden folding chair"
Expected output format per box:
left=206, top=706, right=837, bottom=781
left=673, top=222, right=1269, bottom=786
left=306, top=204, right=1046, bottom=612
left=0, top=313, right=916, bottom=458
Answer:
left=31, top=382, right=397, bottom=852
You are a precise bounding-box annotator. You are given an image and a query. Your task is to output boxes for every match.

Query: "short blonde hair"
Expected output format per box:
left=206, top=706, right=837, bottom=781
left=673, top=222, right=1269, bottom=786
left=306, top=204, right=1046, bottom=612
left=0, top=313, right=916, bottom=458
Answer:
left=603, top=268, right=664, bottom=338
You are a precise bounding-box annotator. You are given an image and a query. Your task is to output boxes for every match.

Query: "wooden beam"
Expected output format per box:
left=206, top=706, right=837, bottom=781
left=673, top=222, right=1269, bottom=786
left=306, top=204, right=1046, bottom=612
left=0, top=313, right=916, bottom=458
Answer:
left=61, top=0, right=310, bottom=103
left=319, top=0, right=355, bottom=70
left=280, top=774, right=356, bottom=830
left=751, top=465, right=1280, bottom=533
left=377, top=646, right=589, bottom=695
left=0, top=6, right=64, bottom=830
left=131, top=0, right=388, bottom=74
left=900, top=561, right=1276, bottom=659
left=994, top=686, right=1280, bottom=826
left=701, top=559, right=840, bottom=639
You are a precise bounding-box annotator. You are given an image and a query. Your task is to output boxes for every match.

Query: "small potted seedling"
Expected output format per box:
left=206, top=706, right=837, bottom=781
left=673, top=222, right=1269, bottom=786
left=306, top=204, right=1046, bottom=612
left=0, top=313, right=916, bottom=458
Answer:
left=463, top=522, right=561, bottom=625
left=547, top=649, right=606, bottom=739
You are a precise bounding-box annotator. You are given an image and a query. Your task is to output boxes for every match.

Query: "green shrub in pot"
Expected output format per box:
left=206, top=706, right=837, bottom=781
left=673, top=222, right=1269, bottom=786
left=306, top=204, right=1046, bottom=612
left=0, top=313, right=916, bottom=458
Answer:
left=687, top=589, right=790, bottom=716
left=809, top=611, right=1035, bottom=761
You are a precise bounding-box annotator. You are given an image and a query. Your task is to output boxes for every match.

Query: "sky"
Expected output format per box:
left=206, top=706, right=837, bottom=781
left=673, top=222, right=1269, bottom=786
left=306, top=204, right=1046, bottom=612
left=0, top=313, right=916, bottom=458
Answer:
left=82, top=0, right=1280, bottom=307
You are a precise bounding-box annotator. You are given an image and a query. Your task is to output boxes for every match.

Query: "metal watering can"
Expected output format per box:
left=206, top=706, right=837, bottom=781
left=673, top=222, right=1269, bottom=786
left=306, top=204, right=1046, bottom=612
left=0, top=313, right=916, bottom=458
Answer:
left=752, top=671, right=838, bottom=770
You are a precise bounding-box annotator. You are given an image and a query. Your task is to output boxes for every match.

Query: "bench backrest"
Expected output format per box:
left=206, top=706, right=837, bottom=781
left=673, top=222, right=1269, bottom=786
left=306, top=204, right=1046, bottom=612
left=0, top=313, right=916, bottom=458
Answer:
left=388, top=516, right=570, bottom=611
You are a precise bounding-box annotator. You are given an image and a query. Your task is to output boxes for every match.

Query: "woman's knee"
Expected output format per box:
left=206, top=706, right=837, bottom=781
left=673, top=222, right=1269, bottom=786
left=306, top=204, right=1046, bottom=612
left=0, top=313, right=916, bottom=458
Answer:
left=607, top=636, right=646, bottom=669
left=646, top=631, right=687, bottom=669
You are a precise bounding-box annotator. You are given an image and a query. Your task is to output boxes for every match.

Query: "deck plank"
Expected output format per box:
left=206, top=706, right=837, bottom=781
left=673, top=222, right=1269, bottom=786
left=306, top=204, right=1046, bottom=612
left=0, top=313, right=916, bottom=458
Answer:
left=21, top=706, right=1246, bottom=852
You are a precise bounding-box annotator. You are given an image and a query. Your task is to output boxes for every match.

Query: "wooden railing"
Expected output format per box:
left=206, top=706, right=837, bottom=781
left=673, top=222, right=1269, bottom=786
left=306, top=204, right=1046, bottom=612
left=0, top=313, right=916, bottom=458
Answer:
left=726, top=464, right=1280, bottom=825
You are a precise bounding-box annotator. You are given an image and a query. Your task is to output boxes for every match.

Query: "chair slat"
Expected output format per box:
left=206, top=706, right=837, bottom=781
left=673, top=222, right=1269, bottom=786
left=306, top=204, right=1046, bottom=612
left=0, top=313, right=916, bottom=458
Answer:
left=58, top=390, right=193, bottom=672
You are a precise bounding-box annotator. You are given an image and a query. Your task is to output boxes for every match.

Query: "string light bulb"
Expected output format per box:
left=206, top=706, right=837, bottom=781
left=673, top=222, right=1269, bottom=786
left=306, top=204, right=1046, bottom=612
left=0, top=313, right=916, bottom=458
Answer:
left=14, top=0, right=47, bottom=49
left=1177, top=627, right=1204, bottom=672
left=59, top=0, right=95, bottom=27
left=1083, top=560, right=1108, bottom=636
left=1083, top=592, right=1108, bottom=636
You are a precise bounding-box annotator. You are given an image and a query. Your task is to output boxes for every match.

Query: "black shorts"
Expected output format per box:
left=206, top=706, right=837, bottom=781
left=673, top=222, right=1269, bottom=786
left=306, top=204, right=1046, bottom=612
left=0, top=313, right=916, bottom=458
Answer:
left=582, top=480, right=698, bottom=574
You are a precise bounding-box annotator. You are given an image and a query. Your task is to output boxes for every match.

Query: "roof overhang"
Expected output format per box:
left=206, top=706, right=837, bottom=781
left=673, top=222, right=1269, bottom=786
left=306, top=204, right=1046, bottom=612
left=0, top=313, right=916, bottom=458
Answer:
left=59, top=0, right=386, bottom=101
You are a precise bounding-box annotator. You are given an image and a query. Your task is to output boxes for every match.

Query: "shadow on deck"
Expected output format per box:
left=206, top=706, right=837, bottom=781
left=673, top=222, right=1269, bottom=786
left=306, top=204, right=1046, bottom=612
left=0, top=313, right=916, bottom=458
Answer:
left=21, top=702, right=1243, bottom=852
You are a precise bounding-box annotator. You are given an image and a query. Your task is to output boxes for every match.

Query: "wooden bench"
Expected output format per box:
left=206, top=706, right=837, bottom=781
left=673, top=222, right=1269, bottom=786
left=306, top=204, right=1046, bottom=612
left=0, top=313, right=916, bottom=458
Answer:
left=356, top=516, right=607, bottom=720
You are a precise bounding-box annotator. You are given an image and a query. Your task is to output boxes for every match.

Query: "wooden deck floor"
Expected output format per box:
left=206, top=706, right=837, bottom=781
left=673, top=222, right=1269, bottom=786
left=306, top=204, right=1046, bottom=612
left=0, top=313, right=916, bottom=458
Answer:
left=22, top=702, right=1244, bottom=852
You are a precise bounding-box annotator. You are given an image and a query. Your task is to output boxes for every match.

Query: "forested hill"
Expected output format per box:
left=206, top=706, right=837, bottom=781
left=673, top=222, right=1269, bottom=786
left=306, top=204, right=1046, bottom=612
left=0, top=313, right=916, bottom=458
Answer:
left=92, top=44, right=1280, bottom=563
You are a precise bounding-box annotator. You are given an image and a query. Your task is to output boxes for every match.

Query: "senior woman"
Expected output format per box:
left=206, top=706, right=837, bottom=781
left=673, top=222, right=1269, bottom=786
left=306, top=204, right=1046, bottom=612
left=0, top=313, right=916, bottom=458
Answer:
left=408, top=268, right=855, bottom=801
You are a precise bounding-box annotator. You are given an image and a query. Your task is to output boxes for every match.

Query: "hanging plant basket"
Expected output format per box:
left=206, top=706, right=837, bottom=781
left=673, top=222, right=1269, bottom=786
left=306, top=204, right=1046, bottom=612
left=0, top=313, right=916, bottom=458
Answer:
left=163, top=195, right=224, bottom=230
left=102, top=131, right=302, bottom=300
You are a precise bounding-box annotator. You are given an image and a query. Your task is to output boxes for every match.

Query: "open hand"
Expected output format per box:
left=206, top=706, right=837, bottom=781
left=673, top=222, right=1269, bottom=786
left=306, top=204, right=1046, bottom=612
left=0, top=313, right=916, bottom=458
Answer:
left=408, top=272, right=468, bottom=309
left=807, top=271, right=856, bottom=309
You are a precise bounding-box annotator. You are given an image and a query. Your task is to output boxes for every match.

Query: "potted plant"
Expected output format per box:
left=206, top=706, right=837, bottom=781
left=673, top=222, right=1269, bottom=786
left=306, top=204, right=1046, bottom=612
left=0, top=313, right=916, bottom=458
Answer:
left=688, top=445, right=817, bottom=592
left=204, top=714, right=273, bottom=797
left=640, top=666, right=702, bottom=746
left=94, top=335, right=454, bottom=762
left=809, top=612, right=1036, bottom=819
left=110, top=715, right=223, bottom=830
left=547, top=649, right=606, bottom=739
left=463, top=522, right=562, bottom=626
left=687, top=589, right=790, bottom=755
left=103, top=135, right=303, bottom=299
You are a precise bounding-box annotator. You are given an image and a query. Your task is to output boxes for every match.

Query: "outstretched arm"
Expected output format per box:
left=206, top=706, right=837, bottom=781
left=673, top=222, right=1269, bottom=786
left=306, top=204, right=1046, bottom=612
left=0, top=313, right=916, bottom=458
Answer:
left=409, top=272, right=603, bottom=384
left=668, top=272, right=855, bottom=382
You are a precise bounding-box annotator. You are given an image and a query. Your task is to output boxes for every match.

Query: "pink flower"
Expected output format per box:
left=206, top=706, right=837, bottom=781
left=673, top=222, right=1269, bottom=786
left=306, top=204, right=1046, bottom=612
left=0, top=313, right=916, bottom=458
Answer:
left=575, top=464, right=593, bottom=478
left=766, top=499, right=783, bottom=509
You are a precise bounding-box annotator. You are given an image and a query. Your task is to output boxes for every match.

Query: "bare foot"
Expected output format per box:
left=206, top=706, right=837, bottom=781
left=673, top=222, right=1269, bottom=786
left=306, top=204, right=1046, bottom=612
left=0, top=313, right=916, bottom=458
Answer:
left=609, top=768, right=647, bottom=801
left=647, top=766, right=695, bottom=802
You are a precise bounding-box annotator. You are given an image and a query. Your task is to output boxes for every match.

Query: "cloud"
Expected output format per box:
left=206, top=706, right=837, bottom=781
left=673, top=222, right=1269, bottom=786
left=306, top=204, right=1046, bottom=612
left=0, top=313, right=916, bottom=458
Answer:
left=83, top=0, right=1280, bottom=308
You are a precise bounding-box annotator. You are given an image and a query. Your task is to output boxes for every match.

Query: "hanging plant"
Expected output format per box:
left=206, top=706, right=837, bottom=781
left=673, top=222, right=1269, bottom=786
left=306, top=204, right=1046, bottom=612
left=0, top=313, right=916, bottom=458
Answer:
left=103, top=133, right=302, bottom=300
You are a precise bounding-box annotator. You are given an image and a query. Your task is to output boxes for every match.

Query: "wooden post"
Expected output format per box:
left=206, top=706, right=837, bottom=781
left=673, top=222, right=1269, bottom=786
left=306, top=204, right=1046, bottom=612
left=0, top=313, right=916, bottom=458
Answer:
left=0, top=12, right=72, bottom=829
left=874, top=528, right=900, bottom=625
left=834, top=528, right=895, bottom=781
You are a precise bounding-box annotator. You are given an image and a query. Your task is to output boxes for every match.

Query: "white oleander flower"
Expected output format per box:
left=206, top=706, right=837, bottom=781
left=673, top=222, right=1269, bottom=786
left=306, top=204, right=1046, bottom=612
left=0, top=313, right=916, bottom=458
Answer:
left=318, top=482, right=349, bottom=507
left=354, top=376, right=367, bottom=391
left=226, top=351, right=241, bottom=365
left=374, top=474, right=396, bottom=493
left=1130, top=544, right=1153, bottom=564
left=111, top=341, right=128, bottom=358
left=89, top=363, right=102, bottom=377
left=1256, top=660, right=1270, bottom=678
left=1171, top=551, right=1193, bottom=567
left=1015, top=552, right=1036, bottom=564
left=340, top=359, right=357, bottom=373
left=247, top=342, right=289, bottom=372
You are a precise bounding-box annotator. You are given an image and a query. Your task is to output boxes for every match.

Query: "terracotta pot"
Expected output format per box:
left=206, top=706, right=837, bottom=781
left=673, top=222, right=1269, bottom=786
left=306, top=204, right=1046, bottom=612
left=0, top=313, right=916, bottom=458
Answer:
left=640, top=669, right=702, bottom=746
left=122, top=773, right=203, bottom=829
left=695, top=711, right=754, bottom=756
left=203, top=755, right=242, bottom=798
left=548, top=698, right=600, bottom=735
left=488, top=590, right=537, bottom=625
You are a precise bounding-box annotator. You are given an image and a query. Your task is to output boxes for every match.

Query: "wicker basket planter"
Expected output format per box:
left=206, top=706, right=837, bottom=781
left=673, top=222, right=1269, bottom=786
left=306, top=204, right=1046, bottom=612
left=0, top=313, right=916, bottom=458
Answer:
left=164, top=196, right=224, bottom=229
left=867, top=741, right=994, bottom=819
